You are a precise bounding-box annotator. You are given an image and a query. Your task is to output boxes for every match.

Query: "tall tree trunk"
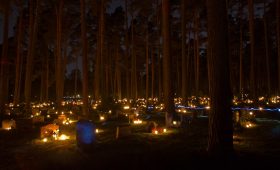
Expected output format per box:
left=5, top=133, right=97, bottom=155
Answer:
left=131, top=15, right=137, bottom=99
left=0, top=0, right=10, bottom=113
left=157, top=0, right=162, bottom=100
left=277, top=0, right=280, bottom=94
left=80, top=0, right=89, bottom=117
left=239, top=0, right=243, bottom=95
left=55, top=0, right=64, bottom=113
left=14, top=0, right=23, bottom=105
left=181, top=0, right=186, bottom=103
left=151, top=48, right=154, bottom=98
left=24, top=0, right=39, bottom=112
left=263, top=1, right=270, bottom=95
left=95, top=0, right=104, bottom=100
left=40, top=47, right=48, bottom=102
left=206, top=0, right=233, bottom=156
left=162, top=0, right=174, bottom=127
left=145, top=27, right=149, bottom=100
left=248, top=0, right=255, bottom=99
left=194, top=11, right=200, bottom=95
left=125, top=0, right=130, bottom=99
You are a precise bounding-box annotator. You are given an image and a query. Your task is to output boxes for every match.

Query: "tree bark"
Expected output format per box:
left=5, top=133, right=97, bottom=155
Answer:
left=239, top=0, right=243, bottom=94
left=146, top=27, right=149, bottom=100
left=248, top=0, right=255, bottom=99
left=55, top=0, right=64, bottom=113
left=181, top=0, right=186, bottom=103
left=80, top=0, right=89, bottom=117
left=0, top=0, right=10, bottom=113
left=277, top=0, right=280, bottom=94
left=24, top=0, right=39, bottom=112
left=263, top=1, right=270, bottom=95
left=14, top=0, right=23, bottom=105
left=162, top=0, right=174, bottom=127
left=125, top=0, right=130, bottom=99
left=206, top=0, right=233, bottom=156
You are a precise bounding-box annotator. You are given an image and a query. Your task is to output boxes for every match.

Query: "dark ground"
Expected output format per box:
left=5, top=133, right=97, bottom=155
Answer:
left=1, top=114, right=280, bottom=170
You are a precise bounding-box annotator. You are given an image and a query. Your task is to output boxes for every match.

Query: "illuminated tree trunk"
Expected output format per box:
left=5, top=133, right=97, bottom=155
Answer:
left=162, top=0, right=175, bottom=127
left=40, top=46, right=48, bottom=102
left=239, top=0, right=243, bottom=94
left=194, top=11, right=200, bottom=95
left=263, top=2, right=270, bottom=95
left=14, top=0, right=23, bottom=105
left=80, top=0, right=89, bottom=117
left=206, top=0, right=233, bottom=156
left=24, top=0, right=39, bottom=112
left=151, top=48, right=154, bottom=98
left=181, top=0, right=186, bottom=103
left=146, top=27, right=149, bottom=100
left=125, top=0, right=130, bottom=99
left=157, top=0, right=162, bottom=100
left=95, top=0, right=104, bottom=100
left=277, top=0, right=280, bottom=94
left=131, top=15, right=137, bottom=99
left=248, top=0, right=255, bottom=99
left=55, top=0, right=64, bottom=113
left=0, top=0, right=10, bottom=113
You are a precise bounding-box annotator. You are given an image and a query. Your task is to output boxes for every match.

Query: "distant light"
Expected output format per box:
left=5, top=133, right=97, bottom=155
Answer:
left=172, top=121, right=177, bottom=125
left=154, top=130, right=158, bottom=134
left=123, top=105, right=130, bottom=110
left=58, top=134, right=69, bottom=141
left=95, top=129, right=99, bottom=133
left=249, top=112, right=253, bottom=115
left=100, top=116, right=105, bottom=121
left=42, top=138, right=48, bottom=142
left=163, top=128, right=167, bottom=133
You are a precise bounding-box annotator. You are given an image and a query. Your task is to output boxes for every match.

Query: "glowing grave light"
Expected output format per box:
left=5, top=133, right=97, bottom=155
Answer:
left=205, top=106, right=210, bottom=110
left=95, top=129, right=99, bottom=133
left=249, top=112, right=253, bottom=115
left=133, top=119, right=142, bottom=124
left=123, top=105, right=130, bottom=110
left=163, top=128, right=167, bottom=133
left=259, top=107, right=263, bottom=111
left=108, top=110, right=112, bottom=114
left=154, top=130, right=158, bottom=134
left=47, top=115, right=50, bottom=118
left=172, top=121, right=177, bottom=125
left=100, top=116, right=105, bottom=121
left=58, top=134, right=69, bottom=141
left=42, top=138, right=48, bottom=142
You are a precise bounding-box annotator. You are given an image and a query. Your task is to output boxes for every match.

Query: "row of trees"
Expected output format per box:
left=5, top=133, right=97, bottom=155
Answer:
left=0, top=0, right=279, bottom=108
left=0, top=0, right=279, bottom=156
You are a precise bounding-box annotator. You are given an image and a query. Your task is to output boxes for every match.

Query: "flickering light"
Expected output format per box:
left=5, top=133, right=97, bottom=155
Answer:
left=133, top=119, right=142, bottom=124
left=124, top=105, right=130, bottom=110
left=58, top=134, right=69, bottom=141
left=109, top=110, right=112, bottom=114
left=4, top=127, right=11, bottom=131
left=205, top=106, right=210, bottom=110
left=172, top=121, right=177, bottom=125
left=100, top=116, right=105, bottom=121
left=95, top=129, right=99, bottom=133
left=259, top=107, right=263, bottom=111
left=249, top=112, right=253, bottom=115
left=154, top=130, right=158, bottom=134
left=42, top=138, right=48, bottom=142
left=163, top=128, right=167, bottom=133
left=47, top=115, right=50, bottom=118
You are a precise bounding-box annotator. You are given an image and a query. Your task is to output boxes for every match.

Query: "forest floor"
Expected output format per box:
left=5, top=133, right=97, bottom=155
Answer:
left=1, top=112, right=280, bottom=170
